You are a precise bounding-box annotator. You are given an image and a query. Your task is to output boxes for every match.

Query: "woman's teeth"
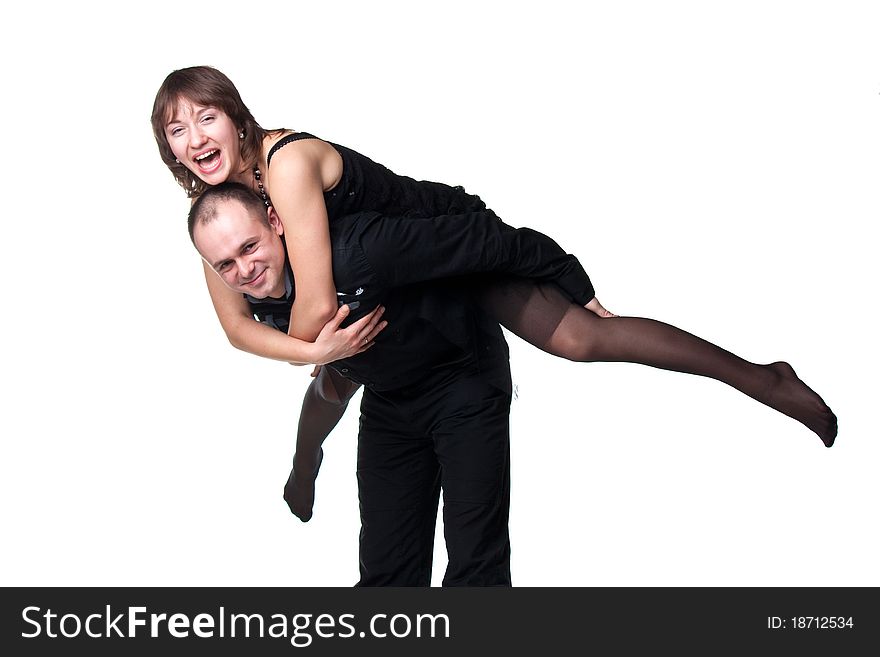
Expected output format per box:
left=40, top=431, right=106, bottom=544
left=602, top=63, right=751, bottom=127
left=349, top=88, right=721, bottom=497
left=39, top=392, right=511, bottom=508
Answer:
left=195, top=150, right=221, bottom=171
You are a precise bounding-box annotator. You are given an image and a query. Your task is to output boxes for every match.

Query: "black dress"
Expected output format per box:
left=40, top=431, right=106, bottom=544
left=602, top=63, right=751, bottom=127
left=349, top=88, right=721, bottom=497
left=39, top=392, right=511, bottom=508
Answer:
left=267, top=132, right=594, bottom=349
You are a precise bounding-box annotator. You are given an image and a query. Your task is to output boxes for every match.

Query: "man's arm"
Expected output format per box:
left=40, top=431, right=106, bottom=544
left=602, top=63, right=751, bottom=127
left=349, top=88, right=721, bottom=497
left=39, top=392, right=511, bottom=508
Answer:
left=341, top=209, right=596, bottom=306
left=283, top=366, right=361, bottom=522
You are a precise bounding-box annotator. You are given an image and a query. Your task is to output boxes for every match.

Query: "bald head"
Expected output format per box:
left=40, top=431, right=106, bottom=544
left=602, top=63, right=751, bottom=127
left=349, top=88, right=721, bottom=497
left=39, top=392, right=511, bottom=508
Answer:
left=188, top=182, right=269, bottom=245
left=189, top=183, right=288, bottom=299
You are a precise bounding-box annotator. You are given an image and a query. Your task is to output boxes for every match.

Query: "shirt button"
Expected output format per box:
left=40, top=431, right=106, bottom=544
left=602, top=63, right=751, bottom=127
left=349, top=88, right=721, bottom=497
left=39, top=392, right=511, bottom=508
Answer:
left=341, top=368, right=349, bottom=373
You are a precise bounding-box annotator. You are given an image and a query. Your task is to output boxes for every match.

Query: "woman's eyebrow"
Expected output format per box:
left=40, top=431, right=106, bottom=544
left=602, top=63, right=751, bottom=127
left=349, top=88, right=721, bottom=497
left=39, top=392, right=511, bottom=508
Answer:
left=166, top=104, right=208, bottom=127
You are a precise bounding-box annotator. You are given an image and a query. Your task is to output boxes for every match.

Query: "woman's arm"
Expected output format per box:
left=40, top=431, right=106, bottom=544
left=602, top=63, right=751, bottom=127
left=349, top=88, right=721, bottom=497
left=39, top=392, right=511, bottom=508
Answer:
left=264, top=140, right=341, bottom=342
left=202, top=261, right=384, bottom=365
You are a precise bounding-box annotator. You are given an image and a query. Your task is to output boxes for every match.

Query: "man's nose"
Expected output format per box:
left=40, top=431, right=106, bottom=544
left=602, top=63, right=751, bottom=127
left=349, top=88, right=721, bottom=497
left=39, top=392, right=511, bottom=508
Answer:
left=237, top=258, right=255, bottom=280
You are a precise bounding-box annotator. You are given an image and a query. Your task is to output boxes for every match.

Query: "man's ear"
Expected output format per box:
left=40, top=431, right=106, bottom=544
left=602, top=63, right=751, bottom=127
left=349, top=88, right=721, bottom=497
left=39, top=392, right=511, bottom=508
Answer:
left=267, top=207, right=284, bottom=236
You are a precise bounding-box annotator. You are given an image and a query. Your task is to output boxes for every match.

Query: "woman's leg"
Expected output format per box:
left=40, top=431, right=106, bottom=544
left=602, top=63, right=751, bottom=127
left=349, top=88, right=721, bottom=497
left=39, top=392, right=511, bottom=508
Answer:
left=283, top=367, right=361, bottom=521
left=478, top=278, right=837, bottom=446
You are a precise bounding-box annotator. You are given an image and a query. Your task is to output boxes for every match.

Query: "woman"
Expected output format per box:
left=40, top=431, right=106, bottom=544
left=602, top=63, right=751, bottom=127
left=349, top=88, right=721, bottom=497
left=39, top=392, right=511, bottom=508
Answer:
left=151, top=66, right=837, bottom=456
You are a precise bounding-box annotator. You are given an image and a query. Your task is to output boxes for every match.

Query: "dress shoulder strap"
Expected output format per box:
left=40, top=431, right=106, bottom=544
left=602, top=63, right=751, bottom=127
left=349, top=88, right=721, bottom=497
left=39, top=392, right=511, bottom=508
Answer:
left=266, top=132, right=318, bottom=168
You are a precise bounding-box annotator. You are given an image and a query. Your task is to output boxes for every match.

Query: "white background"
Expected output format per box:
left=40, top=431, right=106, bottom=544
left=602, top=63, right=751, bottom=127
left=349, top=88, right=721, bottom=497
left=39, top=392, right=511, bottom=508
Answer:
left=2, top=1, right=878, bottom=587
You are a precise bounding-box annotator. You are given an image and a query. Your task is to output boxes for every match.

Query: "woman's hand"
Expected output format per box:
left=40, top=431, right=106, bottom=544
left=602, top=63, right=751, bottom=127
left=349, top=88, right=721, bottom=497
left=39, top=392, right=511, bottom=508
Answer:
left=310, top=304, right=388, bottom=365
left=585, top=297, right=618, bottom=318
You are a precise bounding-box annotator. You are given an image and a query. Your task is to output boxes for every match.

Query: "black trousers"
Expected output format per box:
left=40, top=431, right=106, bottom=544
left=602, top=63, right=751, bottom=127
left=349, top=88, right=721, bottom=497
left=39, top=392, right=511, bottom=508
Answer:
left=355, top=361, right=513, bottom=587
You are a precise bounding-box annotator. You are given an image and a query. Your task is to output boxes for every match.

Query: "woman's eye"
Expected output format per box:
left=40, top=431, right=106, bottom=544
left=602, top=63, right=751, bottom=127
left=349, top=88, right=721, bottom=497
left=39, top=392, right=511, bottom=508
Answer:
left=202, top=115, right=215, bottom=123
left=170, top=127, right=183, bottom=137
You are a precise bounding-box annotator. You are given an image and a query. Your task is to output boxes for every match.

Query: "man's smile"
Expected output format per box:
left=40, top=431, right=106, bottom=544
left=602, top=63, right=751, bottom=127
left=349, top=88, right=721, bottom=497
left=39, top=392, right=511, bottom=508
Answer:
left=241, top=268, right=266, bottom=288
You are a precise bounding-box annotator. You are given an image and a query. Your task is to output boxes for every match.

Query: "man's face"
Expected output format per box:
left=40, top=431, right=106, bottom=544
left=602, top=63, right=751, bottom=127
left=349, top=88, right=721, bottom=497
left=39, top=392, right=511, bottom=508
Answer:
left=194, top=201, right=288, bottom=299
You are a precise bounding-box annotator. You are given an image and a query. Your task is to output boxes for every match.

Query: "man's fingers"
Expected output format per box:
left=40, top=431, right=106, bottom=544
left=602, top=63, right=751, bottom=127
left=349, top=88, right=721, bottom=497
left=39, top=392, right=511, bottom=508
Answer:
left=585, top=297, right=618, bottom=318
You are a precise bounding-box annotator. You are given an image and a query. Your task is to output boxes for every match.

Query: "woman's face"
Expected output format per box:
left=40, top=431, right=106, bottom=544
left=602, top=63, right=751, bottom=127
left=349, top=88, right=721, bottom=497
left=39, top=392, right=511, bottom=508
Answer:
left=164, top=100, right=246, bottom=185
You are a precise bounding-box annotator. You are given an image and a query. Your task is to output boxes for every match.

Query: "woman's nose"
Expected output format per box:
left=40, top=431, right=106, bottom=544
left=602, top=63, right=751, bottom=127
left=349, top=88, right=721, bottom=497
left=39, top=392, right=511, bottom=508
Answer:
left=188, top=123, right=207, bottom=149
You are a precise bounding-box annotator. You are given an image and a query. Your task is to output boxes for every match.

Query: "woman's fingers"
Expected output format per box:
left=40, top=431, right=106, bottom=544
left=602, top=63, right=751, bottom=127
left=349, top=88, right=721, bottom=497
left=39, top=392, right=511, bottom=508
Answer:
left=348, top=305, right=388, bottom=354
left=352, top=306, right=386, bottom=339
left=361, top=306, right=386, bottom=338
left=347, top=305, right=384, bottom=332
left=324, top=303, right=351, bottom=331
left=364, top=320, right=388, bottom=344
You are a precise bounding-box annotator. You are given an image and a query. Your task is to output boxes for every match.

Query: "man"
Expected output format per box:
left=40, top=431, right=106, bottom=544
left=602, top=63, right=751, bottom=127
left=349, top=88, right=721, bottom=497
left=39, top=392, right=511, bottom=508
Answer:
left=188, top=183, right=592, bottom=586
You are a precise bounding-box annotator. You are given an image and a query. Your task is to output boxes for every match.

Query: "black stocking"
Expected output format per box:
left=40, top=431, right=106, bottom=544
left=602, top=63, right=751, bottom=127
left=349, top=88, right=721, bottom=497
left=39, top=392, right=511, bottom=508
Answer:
left=284, top=368, right=361, bottom=521
left=477, top=278, right=837, bottom=446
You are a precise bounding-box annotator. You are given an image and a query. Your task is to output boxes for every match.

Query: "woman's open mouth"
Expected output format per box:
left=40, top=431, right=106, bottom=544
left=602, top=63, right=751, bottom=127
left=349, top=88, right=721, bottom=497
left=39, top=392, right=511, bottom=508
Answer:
left=194, top=149, right=222, bottom=174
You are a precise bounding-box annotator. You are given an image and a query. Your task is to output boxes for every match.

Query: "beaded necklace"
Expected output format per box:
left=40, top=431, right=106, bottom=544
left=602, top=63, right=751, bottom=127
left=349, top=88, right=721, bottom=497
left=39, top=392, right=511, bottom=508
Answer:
left=253, top=166, right=270, bottom=207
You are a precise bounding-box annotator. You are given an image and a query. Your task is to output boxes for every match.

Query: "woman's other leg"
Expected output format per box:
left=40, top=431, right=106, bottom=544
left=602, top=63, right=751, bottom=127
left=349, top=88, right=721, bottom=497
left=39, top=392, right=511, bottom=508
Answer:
left=283, top=366, right=361, bottom=521
left=478, top=279, right=837, bottom=445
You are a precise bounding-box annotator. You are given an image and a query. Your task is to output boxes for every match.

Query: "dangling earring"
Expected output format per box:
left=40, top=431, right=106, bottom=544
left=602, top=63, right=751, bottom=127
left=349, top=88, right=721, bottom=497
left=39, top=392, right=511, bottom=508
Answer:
left=239, top=130, right=245, bottom=139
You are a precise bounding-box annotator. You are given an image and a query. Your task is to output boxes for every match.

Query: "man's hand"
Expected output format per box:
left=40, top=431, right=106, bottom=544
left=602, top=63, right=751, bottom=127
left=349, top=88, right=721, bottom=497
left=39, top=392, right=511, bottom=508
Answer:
left=585, top=297, right=617, bottom=318
left=311, top=304, right=387, bottom=365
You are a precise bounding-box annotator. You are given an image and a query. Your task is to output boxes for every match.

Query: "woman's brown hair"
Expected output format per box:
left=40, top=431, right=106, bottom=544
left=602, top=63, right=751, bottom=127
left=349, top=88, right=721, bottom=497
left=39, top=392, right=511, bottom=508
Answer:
left=151, top=66, right=270, bottom=199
